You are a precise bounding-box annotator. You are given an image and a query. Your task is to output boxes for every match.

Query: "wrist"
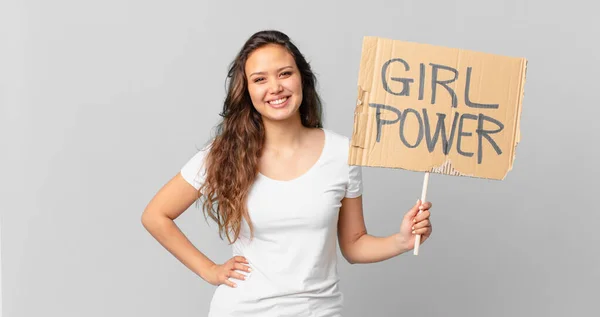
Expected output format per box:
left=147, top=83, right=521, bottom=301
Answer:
left=393, top=233, right=411, bottom=255
left=198, top=261, right=217, bottom=282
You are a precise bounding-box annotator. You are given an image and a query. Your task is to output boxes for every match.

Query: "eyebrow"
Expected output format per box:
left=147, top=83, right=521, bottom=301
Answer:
left=249, top=66, right=293, bottom=77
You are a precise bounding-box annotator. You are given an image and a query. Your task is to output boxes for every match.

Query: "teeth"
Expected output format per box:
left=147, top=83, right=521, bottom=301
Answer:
left=269, top=97, right=287, bottom=105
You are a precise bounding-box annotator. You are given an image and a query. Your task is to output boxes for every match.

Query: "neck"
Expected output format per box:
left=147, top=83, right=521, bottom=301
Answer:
left=262, top=115, right=308, bottom=151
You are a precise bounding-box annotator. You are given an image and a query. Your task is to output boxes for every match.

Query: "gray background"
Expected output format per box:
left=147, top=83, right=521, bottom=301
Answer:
left=1, top=0, right=598, bottom=316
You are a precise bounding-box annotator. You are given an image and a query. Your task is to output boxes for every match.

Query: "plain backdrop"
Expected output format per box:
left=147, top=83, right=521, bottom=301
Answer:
left=1, top=0, right=598, bottom=316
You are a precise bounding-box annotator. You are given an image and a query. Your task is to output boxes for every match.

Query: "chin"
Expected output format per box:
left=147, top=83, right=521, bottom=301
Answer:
left=262, top=111, right=300, bottom=123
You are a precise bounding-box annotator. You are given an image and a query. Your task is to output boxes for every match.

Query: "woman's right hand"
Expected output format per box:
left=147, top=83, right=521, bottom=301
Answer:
left=205, top=256, right=252, bottom=288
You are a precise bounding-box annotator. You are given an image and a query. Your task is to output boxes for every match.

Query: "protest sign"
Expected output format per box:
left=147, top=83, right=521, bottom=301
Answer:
left=349, top=36, right=527, bottom=253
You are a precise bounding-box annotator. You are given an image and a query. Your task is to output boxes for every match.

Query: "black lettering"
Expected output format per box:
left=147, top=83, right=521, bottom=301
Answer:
left=418, top=63, right=425, bottom=100
left=399, top=109, right=424, bottom=148
left=465, top=67, right=499, bottom=109
left=457, top=114, right=477, bottom=158
left=368, top=103, right=401, bottom=142
left=367, top=103, right=505, bottom=165
left=381, top=58, right=412, bottom=96
left=423, top=109, right=459, bottom=154
left=430, top=63, right=458, bottom=108
left=476, top=114, right=504, bottom=164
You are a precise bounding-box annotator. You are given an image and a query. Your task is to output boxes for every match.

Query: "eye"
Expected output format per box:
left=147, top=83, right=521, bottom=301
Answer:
left=253, top=77, right=265, bottom=83
left=279, top=71, right=292, bottom=78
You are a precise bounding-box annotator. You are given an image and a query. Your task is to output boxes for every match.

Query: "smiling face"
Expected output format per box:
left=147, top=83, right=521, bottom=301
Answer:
left=245, top=44, right=303, bottom=124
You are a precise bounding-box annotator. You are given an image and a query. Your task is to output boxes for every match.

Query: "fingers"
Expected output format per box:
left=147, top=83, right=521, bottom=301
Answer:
left=411, top=201, right=432, bottom=236
left=234, top=262, right=252, bottom=273
left=413, top=225, right=432, bottom=236
left=405, top=200, right=422, bottom=219
left=222, top=277, right=237, bottom=288
left=407, top=200, right=433, bottom=217
left=413, top=209, right=431, bottom=223
left=412, top=219, right=432, bottom=234
left=221, top=256, right=251, bottom=288
left=412, top=219, right=430, bottom=230
left=419, top=201, right=432, bottom=211
left=233, top=256, right=249, bottom=264
left=227, top=270, right=248, bottom=282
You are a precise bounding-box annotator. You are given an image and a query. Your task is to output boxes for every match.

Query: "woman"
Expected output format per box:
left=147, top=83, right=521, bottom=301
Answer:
left=141, top=30, right=433, bottom=316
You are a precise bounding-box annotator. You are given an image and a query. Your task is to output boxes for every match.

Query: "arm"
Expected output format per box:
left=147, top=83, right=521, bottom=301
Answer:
left=141, top=173, right=250, bottom=287
left=337, top=195, right=432, bottom=264
left=141, top=173, right=217, bottom=281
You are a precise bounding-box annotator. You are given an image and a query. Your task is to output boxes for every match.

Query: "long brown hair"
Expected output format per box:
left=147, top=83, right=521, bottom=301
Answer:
left=199, top=30, right=323, bottom=243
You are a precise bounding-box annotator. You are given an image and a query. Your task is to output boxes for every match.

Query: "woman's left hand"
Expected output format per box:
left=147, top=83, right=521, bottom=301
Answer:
left=396, top=199, right=433, bottom=252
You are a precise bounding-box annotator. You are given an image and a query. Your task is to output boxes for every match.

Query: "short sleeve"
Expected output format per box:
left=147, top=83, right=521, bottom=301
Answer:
left=180, top=147, right=209, bottom=191
left=345, top=164, right=363, bottom=198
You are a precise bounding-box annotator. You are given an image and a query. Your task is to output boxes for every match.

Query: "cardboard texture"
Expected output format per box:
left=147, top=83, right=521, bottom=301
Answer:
left=349, top=36, right=527, bottom=180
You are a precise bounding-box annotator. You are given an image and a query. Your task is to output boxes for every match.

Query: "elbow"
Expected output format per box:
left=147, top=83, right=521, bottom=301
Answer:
left=141, top=208, right=162, bottom=232
left=340, top=247, right=359, bottom=265
left=344, top=256, right=360, bottom=265
left=141, top=210, right=153, bottom=232
left=340, top=232, right=367, bottom=264
left=346, top=256, right=360, bottom=265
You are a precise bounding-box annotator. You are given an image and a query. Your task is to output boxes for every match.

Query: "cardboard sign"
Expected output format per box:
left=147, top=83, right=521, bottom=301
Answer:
left=349, top=36, right=527, bottom=180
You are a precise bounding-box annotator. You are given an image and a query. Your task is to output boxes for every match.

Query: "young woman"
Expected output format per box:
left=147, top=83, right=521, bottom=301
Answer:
left=141, top=30, right=433, bottom=317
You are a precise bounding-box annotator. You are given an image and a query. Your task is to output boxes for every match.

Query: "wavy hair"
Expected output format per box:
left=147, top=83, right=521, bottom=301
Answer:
left=199, top=30, right=323, bottom=243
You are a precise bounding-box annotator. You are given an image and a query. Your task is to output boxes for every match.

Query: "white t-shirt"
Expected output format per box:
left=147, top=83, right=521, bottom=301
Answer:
left=180, top=128, right=363, bottom=317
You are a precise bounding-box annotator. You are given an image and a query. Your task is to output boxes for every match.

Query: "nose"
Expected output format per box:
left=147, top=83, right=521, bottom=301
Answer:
left=268, top=80, right=283, bottom=94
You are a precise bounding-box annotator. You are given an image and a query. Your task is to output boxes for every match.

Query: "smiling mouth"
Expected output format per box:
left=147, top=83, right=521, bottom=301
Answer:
left=268, top=97, right=288, bottom=105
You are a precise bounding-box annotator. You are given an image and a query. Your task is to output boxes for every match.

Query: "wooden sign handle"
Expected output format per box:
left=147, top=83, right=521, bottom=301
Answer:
left=413, top=172, right=430, bottom=255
